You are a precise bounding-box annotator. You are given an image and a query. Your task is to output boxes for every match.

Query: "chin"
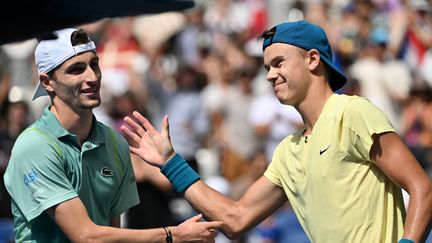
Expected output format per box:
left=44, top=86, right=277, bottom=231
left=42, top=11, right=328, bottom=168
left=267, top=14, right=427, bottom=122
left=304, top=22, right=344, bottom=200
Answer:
left=81, top=100, right=101, bottom=110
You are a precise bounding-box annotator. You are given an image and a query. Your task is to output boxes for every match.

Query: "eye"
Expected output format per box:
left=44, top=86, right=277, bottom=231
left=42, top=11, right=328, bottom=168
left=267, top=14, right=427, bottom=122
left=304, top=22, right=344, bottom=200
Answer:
left=67, top=64, right=86, bottom=74
left=90, top=58, right=100, bottom=71
left=277, top=62, right=283, bottom=68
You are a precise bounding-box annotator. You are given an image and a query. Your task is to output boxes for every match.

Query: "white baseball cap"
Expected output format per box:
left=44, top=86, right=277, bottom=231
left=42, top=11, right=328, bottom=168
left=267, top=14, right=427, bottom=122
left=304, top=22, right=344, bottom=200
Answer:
left=33, top=28, right=96, bottom=100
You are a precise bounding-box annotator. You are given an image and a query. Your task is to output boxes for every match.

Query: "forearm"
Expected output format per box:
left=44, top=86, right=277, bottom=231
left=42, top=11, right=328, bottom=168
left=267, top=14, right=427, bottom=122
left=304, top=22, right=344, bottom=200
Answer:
left=160, top=154, right=251, bottom=238
left=403, top=183, right=432, bottom=242
left=185, top=180, right=245, bottom=238
left=184, top=178, right=287, bottom=239
left=81, top=226, right=171, bottom=243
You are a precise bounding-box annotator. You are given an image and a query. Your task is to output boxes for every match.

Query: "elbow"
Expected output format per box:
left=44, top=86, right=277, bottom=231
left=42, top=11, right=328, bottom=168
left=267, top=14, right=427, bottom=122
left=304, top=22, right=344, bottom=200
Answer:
left=220, top=219, right=249, bottom=240
left=68, top=226, right=104, bottom=243
left=411, top=180, right=432, bottom=210
left=426, top=182, right=432, bottom=205
left=223, top=228, right=244, bottom=240
left=419, top=180, right=432, bottom=204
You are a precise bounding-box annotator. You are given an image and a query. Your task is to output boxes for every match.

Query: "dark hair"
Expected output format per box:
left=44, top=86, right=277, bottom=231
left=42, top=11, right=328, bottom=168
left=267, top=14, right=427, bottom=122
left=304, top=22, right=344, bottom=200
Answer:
left=70, top=29, right=92, bottom=46
left=260, top=26, right=277, bottom=40
left=47, top=29, right=91, bottom=77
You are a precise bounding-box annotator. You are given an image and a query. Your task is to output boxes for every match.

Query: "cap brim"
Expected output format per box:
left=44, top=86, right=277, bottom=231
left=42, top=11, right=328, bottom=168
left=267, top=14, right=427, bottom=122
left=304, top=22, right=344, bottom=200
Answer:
left=321, top=57, right=347, bottom=91
left=32, top=82, right=48, bottom=100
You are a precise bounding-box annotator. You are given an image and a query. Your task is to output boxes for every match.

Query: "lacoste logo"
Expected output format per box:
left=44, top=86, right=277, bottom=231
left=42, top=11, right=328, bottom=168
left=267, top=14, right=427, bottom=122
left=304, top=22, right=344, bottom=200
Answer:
left=101, top=167, right=113, bottom=177
left=319, top=145, right=331, bottom=155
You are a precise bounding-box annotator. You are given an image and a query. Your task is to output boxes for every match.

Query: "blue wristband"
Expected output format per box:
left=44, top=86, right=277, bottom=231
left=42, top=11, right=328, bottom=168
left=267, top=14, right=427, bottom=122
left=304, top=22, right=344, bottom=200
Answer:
left=161, top=153, right=200, bottom=193
left=398, top=239, right=415, bottom=243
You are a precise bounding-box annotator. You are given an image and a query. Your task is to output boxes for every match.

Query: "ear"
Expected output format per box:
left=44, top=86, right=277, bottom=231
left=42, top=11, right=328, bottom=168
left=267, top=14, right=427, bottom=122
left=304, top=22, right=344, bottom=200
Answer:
left=307, top=49, right=320, bottom=71
left=39, top=73, right=55, bottom=93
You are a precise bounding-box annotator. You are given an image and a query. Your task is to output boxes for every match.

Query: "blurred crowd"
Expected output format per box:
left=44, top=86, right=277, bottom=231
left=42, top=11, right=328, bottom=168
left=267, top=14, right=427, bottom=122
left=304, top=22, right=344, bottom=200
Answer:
left=0, top=0, right=431, bottom=242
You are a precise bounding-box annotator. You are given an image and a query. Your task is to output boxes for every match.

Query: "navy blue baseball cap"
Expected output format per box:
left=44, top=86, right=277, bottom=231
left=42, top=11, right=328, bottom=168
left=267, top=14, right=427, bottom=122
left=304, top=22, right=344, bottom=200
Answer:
left=262, top=20, right=347, bottom=91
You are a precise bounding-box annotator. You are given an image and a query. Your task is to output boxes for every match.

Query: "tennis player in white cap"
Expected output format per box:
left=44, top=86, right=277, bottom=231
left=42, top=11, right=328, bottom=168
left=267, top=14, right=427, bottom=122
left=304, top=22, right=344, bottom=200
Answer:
left=4, top=28, right=222, bottom=242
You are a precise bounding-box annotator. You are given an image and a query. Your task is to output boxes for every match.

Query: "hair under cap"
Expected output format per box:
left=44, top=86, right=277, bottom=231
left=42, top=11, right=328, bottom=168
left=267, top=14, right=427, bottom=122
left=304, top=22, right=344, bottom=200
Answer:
left=262, top=20, right=347, bottom=91
left=33, top=28, right=96, bottom=100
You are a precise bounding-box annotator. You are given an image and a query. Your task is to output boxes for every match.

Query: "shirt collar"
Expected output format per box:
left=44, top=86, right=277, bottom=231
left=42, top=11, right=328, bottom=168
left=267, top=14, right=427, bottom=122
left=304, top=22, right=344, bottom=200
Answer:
left=40, top=106, right=105, bottom=144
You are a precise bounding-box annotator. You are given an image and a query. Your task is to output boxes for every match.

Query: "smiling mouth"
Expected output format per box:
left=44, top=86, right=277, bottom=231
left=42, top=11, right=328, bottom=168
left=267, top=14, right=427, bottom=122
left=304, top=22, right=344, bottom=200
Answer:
left=81, top=91, right=99, bottom=98
left=82, top=87, right=99, bottom=95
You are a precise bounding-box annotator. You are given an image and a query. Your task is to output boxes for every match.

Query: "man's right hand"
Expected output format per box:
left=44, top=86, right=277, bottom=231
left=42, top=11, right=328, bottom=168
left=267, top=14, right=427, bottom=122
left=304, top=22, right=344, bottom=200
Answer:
left=121, top=111, right=175, bottom=168
left=173, top=214, right=223, bottom=242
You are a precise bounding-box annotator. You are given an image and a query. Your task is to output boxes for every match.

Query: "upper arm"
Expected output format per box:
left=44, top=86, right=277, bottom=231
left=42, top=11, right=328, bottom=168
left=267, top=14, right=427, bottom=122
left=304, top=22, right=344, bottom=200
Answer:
left=4, top=132, right=77, bottom=222
left=370, top=132, right=431, bottom=194
left=47, top=197, right=97, bottom=242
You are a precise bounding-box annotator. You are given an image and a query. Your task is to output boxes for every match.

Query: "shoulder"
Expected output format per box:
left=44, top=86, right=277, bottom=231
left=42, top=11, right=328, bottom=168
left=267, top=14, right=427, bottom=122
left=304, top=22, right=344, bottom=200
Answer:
left=14, top=125, right=61, bottom=153
left=343, top=95, right=376, bottom=112
left=337, top=95, right=395, bottom=134
left=340, top=95, right=387, bottom=119
left=326, top=94, right=379, bottom=118
left=10, top=125, right=65, bottom=167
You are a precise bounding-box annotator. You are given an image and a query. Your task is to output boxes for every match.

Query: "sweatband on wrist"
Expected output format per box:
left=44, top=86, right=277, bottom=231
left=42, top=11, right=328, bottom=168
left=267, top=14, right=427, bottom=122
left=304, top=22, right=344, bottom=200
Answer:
left=161, top=153, right=200, bottom=193
left=398, top=239, right=415, bottom=243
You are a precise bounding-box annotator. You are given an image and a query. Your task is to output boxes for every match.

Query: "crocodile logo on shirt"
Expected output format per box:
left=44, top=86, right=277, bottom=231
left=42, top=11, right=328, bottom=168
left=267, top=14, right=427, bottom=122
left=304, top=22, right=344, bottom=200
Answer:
left=101, top=167, right=113, bottom=177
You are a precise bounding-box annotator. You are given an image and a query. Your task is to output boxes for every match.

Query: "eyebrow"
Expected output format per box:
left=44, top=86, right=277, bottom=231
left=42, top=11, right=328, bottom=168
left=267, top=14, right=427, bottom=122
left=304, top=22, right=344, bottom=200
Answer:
left=264, top=55, right=284, bottom=71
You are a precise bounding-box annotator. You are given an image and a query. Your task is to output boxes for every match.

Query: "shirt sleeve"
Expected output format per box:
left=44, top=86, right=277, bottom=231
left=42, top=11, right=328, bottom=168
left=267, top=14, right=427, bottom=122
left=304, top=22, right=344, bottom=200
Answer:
left=264, top=142, right=284, bottom=187
left=340, top=97, right=396, bottom=163
left=4, top=129, right=77, bottom=222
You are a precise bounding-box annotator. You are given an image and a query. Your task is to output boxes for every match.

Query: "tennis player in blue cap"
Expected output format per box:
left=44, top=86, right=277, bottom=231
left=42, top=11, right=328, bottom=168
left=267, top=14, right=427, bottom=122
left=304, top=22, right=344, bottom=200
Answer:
left=121, top=20, right=432, bottom=243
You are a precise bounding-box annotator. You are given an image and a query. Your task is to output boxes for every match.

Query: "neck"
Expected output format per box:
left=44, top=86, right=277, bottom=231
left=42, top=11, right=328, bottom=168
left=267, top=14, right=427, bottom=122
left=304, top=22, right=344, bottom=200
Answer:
left=50, top=103, right=93, bottom=145
left=296, top=81, right=334, bottom=135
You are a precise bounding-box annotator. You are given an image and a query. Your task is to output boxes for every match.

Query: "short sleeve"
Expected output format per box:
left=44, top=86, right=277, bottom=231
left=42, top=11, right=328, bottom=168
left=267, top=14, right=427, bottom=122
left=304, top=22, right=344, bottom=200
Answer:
left=264, top=143, right=284, bottom=187
left=340, top=98, right=396, bottom=162
left=4, top=130, right=77, bottom=222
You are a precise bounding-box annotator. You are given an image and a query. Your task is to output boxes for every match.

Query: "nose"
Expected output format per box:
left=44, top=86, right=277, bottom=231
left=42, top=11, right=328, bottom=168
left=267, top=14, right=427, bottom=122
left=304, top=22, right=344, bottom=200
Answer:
left=84, top=65, right=101, bottom=83
left=266, top=67, right=277, bottom=85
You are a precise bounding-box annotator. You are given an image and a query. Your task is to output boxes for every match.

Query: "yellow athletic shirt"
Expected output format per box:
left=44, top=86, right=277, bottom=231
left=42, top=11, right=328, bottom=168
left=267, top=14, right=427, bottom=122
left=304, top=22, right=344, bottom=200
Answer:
left=265, top=94, right=406, bottom=243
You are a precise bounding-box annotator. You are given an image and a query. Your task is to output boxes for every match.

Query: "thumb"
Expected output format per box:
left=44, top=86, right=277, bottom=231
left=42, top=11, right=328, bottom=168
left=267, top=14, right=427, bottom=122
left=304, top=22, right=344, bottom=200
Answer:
left=185, top=213, right=203, bottom=223
left=161, top=115, right=170, bottom=138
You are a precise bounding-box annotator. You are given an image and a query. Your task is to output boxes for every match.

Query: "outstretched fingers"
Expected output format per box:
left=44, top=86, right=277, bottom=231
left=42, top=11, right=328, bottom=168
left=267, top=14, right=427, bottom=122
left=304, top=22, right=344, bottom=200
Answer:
left=120, top=123, right=142, bottom=147
left=122, top=116, right=146, bottom=137
left=132, top=111, right=158, bottom=134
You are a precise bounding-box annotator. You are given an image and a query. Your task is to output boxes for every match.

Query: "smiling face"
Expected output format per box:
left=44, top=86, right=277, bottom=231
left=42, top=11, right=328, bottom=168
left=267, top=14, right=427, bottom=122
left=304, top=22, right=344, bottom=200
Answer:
left=263, top=43, right=312, bottom=107
left=45, top=51, right=102, bottom=111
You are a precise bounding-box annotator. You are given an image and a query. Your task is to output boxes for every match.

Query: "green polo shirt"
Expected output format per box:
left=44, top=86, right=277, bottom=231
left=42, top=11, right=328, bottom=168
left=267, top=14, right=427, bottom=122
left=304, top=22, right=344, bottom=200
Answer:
left=4, top=106, right=139, bottom=242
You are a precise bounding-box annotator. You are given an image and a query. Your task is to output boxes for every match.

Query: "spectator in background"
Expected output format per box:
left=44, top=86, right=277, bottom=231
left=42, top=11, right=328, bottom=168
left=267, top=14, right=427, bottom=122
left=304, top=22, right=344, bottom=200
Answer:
left=213, top=64, right=260, bottom=182
left=0, top=100, right=30, bottom=243
left=162, top=65, right=210, bottom=173
left=348, top=25, right=412, bottom=132
left=403, top=87, right=432, bottom=179
left=104, top=90, right=177, bottom=230
left=249, top=84, right=303, bottom=162
left=404, top=0, right=432, bottom=87
left=174, top=6, right=213, bottom=67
